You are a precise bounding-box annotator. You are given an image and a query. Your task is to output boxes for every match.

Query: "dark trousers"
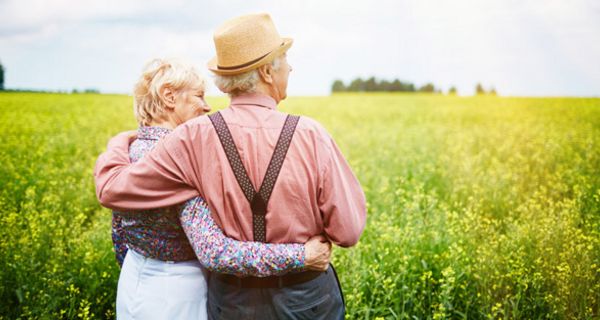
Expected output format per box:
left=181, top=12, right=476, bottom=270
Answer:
left=208, top=266, right=345, bottom=320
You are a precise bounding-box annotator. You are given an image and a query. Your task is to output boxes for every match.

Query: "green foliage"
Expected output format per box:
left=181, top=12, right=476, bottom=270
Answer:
left=334, top=77, right=418, bottom=93
left=332, top=79, right=346, bottom=92
left=476, top=83, right=486, bottom=95
left=418, top=83, right=436, bottom=93
left=348, top=78, right=366, bottom=92
left=476, top=84, right=498, bottom=96
left=282, top=94, right=600, bottom=319
left=1, top=92, right=600, bottom=319
left=0, top=61, right=4, bottom=90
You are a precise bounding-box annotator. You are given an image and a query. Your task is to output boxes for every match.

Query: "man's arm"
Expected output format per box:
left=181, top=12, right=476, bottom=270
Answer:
left=318, top=134, right=367, bottom=247
left=94, top=127, right=199, bottom=211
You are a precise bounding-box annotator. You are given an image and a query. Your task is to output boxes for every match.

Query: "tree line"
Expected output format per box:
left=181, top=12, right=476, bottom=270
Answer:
left=332, top=77, right=497, bottom=95
left=332, top=77, right=437, bottom=93
left=0, top=60, right=4, bottom=90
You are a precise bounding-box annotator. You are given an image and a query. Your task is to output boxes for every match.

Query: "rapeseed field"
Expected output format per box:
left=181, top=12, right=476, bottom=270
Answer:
left=1, top=92, right=599, bottom=319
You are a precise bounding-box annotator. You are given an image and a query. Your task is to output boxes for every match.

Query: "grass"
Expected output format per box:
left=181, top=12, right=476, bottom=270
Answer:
left=1, top=92, right=599, bottom=319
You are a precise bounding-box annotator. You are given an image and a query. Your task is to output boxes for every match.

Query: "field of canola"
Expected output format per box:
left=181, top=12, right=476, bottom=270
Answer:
left=1, top=92, right=599, bottom=319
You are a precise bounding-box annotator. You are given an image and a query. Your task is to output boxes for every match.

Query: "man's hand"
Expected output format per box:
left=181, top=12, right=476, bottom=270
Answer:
left=304, top=235, right=332, bottom=271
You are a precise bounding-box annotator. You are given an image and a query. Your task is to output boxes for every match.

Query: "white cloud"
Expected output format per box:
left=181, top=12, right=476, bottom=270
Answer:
left=1, top=0, right=599, bottom=96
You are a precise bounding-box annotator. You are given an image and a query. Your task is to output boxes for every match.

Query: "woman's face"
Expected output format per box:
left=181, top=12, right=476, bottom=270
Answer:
left=173, top=84, right=211, bottom=125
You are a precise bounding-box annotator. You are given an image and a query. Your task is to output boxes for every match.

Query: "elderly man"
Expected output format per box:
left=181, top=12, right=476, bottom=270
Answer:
left=95, top=13, right=366, bottom=319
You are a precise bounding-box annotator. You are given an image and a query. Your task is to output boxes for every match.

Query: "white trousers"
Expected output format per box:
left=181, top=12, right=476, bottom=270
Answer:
left=116, top=249, right=208, bottom=320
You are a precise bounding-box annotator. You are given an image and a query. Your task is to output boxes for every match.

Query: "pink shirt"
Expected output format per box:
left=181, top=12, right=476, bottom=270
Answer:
left=95, top=94, right=366, bottom=247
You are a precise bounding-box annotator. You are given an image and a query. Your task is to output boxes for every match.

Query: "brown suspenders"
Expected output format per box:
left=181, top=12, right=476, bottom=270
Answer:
left=208, top=112, right=300, bottom=242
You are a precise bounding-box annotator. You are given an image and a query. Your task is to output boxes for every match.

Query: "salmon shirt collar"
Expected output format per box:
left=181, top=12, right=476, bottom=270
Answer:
left=230, top=94, right=277, bottom=110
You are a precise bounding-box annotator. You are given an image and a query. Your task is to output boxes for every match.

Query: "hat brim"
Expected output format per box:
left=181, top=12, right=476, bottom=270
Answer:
left=207, top=37, right=293, bottom=75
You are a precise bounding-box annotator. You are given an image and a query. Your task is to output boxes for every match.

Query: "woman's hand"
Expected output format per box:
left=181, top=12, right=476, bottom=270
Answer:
left=304, top=235, right=332, bottom=271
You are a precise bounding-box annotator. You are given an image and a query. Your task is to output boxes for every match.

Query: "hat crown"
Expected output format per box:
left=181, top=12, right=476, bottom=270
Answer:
left=213, top=13, right=283, bottom=68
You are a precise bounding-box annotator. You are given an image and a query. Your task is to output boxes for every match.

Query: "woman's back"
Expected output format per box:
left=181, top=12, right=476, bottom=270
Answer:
left=112, top=126, right=195, bottom=264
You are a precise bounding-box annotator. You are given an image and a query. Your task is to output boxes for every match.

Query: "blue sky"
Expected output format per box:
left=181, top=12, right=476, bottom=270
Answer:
left=1, top=0, right=599, bottom=96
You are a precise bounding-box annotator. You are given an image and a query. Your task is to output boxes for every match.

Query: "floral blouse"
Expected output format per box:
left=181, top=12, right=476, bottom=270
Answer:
left=112, top=126, right=305, bottom=276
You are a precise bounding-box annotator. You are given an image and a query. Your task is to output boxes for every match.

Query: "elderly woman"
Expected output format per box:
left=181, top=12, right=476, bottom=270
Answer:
left=111, top=58, right=331, bottom=320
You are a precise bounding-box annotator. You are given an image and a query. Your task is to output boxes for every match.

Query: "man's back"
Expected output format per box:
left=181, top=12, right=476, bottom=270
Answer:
left=181, top=94, right=366, bottom=245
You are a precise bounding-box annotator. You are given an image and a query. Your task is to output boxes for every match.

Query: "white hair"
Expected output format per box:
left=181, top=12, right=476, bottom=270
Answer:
left=133, top=58, right=205, bottom=126
left=214, top=56, right=281, bottom=97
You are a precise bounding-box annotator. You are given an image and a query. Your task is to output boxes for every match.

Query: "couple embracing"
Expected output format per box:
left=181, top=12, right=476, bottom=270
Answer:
left=95, top=13, right=366, bottom=320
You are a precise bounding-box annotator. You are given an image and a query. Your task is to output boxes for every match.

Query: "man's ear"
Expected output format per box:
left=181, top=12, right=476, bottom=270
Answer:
left=257, top=64, right=274, bottom=84
left=160, top=86, right=176, bottom=110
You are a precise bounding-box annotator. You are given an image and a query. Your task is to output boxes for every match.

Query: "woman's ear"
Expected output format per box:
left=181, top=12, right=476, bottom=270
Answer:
left=160, top=86, right=176, bottom=110
left=257, top=64, right=274, bottom=84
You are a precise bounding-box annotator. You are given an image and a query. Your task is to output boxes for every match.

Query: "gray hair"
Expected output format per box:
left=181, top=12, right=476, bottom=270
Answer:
left=214, top=56, right=281, bottom=97
left=133, top=58, right=205, bottom=126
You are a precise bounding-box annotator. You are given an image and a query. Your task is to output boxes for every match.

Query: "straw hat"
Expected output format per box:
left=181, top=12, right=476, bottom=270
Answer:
left=207, top=13, right=293, bottom=75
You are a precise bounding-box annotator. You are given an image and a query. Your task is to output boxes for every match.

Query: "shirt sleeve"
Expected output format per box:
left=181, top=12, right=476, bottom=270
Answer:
left=317, top=131, right=367, bottom=247
left=94, top=127, right=200, bottom=211
left=179, top=197, right=306, bottom=277
left=111, top=213, right=127, bottom=267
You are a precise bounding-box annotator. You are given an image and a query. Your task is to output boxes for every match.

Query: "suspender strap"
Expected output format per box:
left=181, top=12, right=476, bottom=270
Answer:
left=208, top=112, right=256, bottom=202
left=208, top=112, right=300, bottom=242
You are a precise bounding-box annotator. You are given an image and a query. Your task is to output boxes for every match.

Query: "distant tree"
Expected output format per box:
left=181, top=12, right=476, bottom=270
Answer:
left=0, top=61, right=4, bottom=90
left=365, top=77, right=377, bottom=92
left=489, top=86, right=497, bottom=96
left=389, top=79, right=402, bottom=91
left=84, top=88, right=100, bottom=94
left=448, top=86, right=458, bottom=95
left=348, top=78, right=365, bottom=92
left=380, top=79, right=391, bottom=91
left=419, top=83, right=435, bottom=93
left=331, top=80, right=346, bottom=92
left=332, top=77, right=425, bottom=93
left=475, top=83, right=486, bottom=95
left=72, top=88, right=79, bottom=94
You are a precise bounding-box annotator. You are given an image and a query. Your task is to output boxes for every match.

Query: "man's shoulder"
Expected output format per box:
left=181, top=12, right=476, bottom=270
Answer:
left=178, top=115, right=213, bottom=133
left=188, top=114, right=212, bottom=126
left=284, top=114, right=335, bottom=151
left=165, top=115, right=213, bottom=144
left=292, top=114, right=329, bottom=137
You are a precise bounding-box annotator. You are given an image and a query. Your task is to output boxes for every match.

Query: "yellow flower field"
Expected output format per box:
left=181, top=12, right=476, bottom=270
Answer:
left=0, top=92, right=599, bottom=319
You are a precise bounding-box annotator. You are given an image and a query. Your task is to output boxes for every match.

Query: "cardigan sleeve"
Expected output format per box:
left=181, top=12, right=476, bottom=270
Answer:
left=179, top=197, right=306, bottom=277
